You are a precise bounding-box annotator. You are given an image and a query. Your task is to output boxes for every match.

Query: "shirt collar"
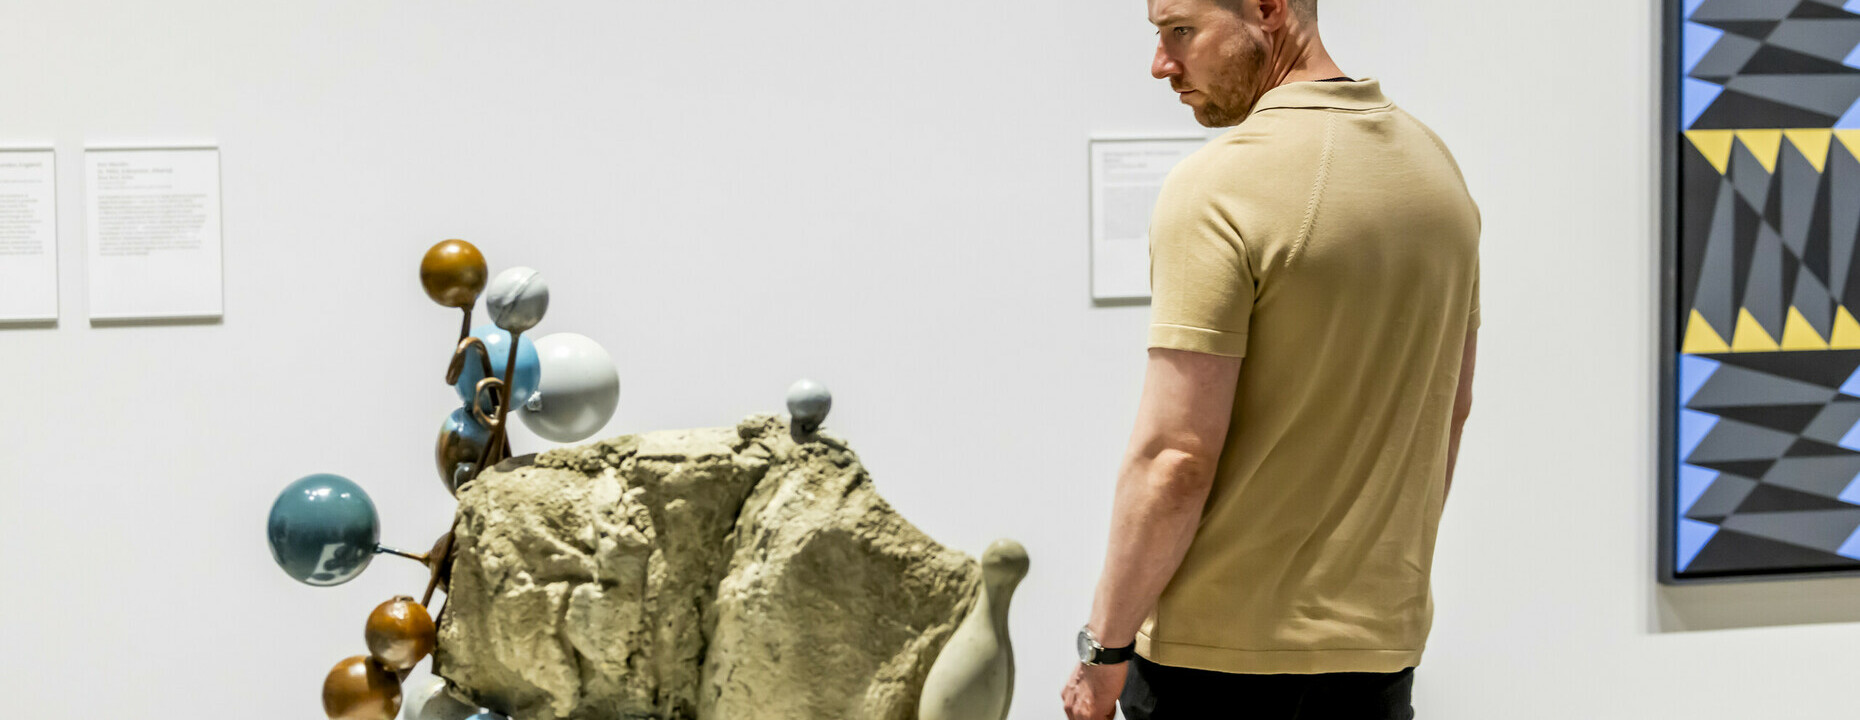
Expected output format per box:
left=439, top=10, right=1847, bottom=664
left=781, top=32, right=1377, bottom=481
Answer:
left=1251, top=77, right=1391, bottom=113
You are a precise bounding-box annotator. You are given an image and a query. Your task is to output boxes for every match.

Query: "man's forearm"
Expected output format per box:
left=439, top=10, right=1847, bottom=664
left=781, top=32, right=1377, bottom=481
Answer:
left=1086, top=451, right=1216, bottom=648
left=1445, top=417, right=1466, bottom=500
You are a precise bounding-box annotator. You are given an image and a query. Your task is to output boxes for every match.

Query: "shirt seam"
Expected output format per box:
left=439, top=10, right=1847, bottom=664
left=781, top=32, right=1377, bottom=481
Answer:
left=1286, top=114, right=1337, bottom=268
left=1150, top=323, right=1244, bottom=335
left=1255, top=103, right=1395, bottom=115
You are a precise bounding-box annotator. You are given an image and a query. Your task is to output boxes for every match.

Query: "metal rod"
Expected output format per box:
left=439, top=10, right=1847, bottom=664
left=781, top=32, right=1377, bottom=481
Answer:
left=375, top=544, right=429, bottom=564
left=457, top=304, right=472, bottom=345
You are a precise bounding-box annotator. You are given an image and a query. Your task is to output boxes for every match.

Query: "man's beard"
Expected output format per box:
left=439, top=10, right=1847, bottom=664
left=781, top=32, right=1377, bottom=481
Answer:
left=1190, top=32, right=1268, bottom=128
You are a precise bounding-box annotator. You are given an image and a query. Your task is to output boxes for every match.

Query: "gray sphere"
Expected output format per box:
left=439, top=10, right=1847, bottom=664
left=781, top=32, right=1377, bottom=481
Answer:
left=485, top=266, right=549, bottom=333
left=786, top=379, right=832, bottom=430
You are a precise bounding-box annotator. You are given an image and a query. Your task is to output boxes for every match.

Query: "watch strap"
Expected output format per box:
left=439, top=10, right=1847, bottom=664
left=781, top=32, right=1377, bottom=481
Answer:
left=1090, top=641, right=1136, bottom=665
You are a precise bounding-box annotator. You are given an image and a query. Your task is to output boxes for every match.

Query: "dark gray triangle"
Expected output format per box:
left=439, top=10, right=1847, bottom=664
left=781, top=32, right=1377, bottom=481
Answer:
left=1726, top=76, right=1860, bottom=116
left=1692, top=32, right=1763, bottom=78
left=1688, top=474, right=1760, bottom=519
left=1744, top=224, right=1787, bottom=334
left=1744, top=42, right=1860, bottom=72
left=1693, top=458, right=1781, bottom=477
left=1693, top=0, right=1795, bottom=22
left=1683, top=527, right=1860, bottom=575
left=1803, top=166, right=1834, bottom=291
left=1791, top=1, right=1860, bottom=19
left=1733, top=140, right=1776, bottom=211
left=1793, top=266, right=1835, bottom=337
left=1766, top=19, right=1860, bottom=62
left=1831, top=138, right=1860, bottom=300
left=1711, top=403, right=1826, bottom=432
left=1781, top=139, right=1821, bottom=257
left=1786, top=436, right=1853, bottom=455
left=1799, top=400, right=1860, bottom=446
left=1690, top=363, right=1841, bottom=407
left=1683, top=145, right=1730, bottom=320
left=1736, top=482, right=1860, bottom=511
left=1702, top=20, right=1786, bottom=38
left=1694, top=88, right=1841, bottom=128
left=1688, top=417, right=1804, bottom=462
left=1696, top=179, right=1742, bottom=335
left=1782, top=244, right=1802, bottom=315
left=1707, top=347, right=1860, bottom=385
left=1721, top=509, right=1860, bottom=552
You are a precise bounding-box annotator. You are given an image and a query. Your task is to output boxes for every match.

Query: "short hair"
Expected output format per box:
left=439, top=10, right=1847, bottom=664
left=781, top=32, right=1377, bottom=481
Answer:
left=1221, top=0, right=1317, bottom=21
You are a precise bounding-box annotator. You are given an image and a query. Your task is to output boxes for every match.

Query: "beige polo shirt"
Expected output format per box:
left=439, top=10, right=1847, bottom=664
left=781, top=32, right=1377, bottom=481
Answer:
left=1138, top=78, right=1480, bottom=675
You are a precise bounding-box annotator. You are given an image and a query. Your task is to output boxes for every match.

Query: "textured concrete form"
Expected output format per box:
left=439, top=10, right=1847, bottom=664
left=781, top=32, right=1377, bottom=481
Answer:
left=434, top=415, right=980, bottom=720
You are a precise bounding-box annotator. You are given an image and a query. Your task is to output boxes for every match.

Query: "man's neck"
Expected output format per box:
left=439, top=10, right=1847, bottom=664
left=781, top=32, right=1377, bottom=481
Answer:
left=1262, top=30, right=1346, bottom=91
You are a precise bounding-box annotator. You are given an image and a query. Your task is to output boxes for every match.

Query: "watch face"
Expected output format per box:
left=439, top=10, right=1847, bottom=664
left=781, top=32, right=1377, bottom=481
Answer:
left=1076, top=628, right=1095, bottom=663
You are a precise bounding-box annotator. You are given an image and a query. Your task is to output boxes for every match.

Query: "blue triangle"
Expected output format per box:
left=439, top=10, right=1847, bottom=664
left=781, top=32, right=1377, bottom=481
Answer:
left=1678, top=519, right=1720, bottom=571
left=1840, top=366, right=1860, bottom=397
left=1683, top=79, right=1725, bottom=130
left=1685, top=0, right=1709, bottom=18
left=1849, top=0, right=1860, bottom=15
left=1678, top=465, right=1721, bottom=515
left=1679, top=409, right=1721, bottom=460
left=1847, top=39, right=1860, bottom=70
left=1679, top=355, right=1721, bottom=407
left=1838, top=524, right=1860, bottom=560
left=1839, top=98, right=1860, bottom=130
left=1841, top=472, right=1860, bottom=505
left=1841, top=419, right=1860, bottom=452
left=1684, top=23, right=1725, bottom=75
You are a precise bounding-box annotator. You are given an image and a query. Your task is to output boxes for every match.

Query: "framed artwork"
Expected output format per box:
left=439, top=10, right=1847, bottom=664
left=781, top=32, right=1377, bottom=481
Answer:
left=1663, top=0, right=1860, bottom=582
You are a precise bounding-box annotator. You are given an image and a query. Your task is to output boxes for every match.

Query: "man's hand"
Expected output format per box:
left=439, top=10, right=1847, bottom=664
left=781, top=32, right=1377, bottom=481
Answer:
left=1061, top=661, right=1129, bottom=720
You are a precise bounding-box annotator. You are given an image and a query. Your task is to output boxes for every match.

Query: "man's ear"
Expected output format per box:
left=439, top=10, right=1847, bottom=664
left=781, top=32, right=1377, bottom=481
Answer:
left=1255, top=0, right=1291, bottom=31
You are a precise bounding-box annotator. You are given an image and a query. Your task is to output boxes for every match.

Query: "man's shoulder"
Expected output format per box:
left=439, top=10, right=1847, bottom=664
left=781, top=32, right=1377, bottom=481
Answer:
left=1161, top=117, right=1326, bottom=204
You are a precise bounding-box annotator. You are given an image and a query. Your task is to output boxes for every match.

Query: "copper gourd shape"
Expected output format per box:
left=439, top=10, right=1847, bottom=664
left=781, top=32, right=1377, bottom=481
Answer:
left=322, top=655, right=402, bottom=720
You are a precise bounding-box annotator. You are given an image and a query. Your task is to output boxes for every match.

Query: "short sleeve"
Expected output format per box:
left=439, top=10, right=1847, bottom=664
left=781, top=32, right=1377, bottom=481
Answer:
left=1146, top=168, right=1256, bottom=357
left=1468, top=258, right=1481, bottom=331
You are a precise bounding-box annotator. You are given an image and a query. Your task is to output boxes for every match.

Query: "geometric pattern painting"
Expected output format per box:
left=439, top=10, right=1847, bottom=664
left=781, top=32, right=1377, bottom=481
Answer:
left=1673, top=0, right=1860, bottom=579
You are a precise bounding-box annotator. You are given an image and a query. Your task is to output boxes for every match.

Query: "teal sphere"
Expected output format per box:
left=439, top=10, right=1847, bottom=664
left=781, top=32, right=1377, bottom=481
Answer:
left=266, top=473, right=379, bottom=586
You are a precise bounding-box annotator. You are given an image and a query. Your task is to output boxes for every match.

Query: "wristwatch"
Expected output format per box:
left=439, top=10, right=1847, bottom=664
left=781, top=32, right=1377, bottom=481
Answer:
left=1076, top=625, right=1136, bottom=666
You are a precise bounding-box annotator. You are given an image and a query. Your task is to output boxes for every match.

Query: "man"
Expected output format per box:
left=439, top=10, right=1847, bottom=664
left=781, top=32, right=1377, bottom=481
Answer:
left=1060, top=0, right=1480, bottom=718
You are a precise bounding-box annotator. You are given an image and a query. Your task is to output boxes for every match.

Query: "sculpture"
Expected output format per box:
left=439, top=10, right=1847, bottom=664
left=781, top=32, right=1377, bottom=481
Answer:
left=265, top=239, right=1023, bottom=720
left=265, top=240, right=621, bottom=720
left=918, top=539, right=1030, bottom=720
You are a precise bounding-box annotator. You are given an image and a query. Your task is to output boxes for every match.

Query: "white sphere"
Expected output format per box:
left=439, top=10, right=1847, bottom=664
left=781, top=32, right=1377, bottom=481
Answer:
left=400, top=676, right=478, bottom=720
left=519, top=332, right=621, bottom=443
left=485, top=266, right=549, bottom=333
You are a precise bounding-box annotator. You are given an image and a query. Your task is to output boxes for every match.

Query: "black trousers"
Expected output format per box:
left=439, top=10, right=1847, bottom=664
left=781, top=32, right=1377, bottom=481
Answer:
left=1119, top=655, right=1416, bottom=720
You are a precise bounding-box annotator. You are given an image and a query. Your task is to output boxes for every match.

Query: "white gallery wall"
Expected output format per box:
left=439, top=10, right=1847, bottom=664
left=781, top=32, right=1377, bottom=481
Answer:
left=2, top=1, right=1857, bottom=718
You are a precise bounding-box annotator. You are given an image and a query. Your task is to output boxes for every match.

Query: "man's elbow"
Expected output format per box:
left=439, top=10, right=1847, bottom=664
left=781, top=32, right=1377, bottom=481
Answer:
left=1453, top=391, right=1474, bottom=426
left=1144, top=448, right=1219, bottom=500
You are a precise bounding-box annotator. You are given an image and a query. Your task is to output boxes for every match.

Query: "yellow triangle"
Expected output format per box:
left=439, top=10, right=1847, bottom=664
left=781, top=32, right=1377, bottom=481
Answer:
left=1732, top=307, right=1780, bottom=352
left=1784, top=129, right=1834, bottom=173
left=1781, top=306, right=1830, bottom=350
left=1686, top=130, right=1737, bottom=175
left=1836, top=130, right=1860, bottom=164
left=1684, top=309, right=1732, bottom=353
left=1834, top=306, right=1860, bottom=349
left=1737, top=130, right=1784, bottom=174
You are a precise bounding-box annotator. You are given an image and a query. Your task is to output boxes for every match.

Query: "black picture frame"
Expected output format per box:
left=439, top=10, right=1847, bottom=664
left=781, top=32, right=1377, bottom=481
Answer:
left=1659, top=0, right=1860, bottom=584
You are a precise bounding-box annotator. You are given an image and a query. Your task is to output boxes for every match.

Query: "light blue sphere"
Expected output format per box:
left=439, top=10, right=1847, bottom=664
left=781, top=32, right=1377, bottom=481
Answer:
left=266, top=473, right=379, bottom=586
left=454, top=324, right=541, bottom=415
